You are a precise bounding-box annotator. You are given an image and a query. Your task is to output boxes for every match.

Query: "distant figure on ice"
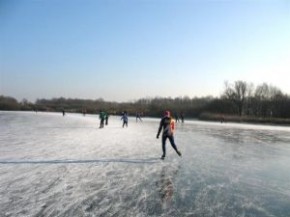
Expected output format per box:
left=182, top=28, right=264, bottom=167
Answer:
left=136, top=112, right=142, bottom=122
left=156, top=111, right=182, bottom=160
left=220, top=115, right=225, bottom=123
left=82, top=108, right=87, bottom=116
left=99, top=110, right=106, bottom=128
left=62, top=109, right=65, bottom=116
left=105, top=112, right=109, bottom=125
left=180, top=112, right=184, bottom=123
left=121, top=111, right=128, bottom=128
left=174, top=112, right=179, bottom=123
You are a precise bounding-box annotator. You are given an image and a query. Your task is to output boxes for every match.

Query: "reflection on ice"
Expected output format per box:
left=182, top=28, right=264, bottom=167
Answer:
left=158, top=167, right=174, bottom=209
left=157, top=165, right=180, bottom=211
left=0, top=111, right=290, bottom=216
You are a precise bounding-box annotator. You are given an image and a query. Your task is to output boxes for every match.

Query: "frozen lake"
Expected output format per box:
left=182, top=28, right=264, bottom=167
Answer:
left=1, top=111, right=290, bottom=217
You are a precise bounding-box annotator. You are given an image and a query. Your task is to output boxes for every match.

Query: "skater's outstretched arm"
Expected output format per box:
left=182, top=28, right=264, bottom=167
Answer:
left=156, top=119, right=164, bottom=138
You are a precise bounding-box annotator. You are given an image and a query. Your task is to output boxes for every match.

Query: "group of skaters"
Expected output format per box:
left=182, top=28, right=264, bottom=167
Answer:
left=173, top=112, right=185, bottom=123
left=98, top=111, right=129, bottom=128
left=99, top=111, right=109, bottom=128
left=99, top=111, right=142, bottom=128
left=62, top=108, right=183, bottom=160
left=98, top=110, right=182, bottom=160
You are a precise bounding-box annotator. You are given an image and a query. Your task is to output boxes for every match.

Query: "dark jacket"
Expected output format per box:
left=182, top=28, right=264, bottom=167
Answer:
left=157, top=116, right=172, bottom=137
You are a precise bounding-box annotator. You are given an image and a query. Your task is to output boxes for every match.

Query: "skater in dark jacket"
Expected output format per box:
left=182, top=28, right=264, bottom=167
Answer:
left=121, top=111, right=128, bottom=128
left=99, top=111, right=106, bottom=128
left=156, top=111, right=182, bottom=160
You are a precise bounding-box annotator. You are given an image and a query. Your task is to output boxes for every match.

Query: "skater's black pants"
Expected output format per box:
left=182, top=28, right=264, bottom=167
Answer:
left=122, top=121, right=128, bottom=127
left=162, top=134, right=178, bottom=156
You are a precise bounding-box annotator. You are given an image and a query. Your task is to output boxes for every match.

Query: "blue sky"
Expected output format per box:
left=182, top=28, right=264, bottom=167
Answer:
left=1, top=0, right=290, bottom=102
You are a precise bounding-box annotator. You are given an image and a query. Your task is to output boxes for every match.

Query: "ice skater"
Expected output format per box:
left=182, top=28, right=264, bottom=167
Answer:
left=82, top=107, right=87, bottom=116
left=136, top=112, right=142, bottom=122
left=156, top=111, right=182, bottom=160
left=105, top=112, right=109, bottom=125
left=99, top=110, right=106, bottom=128
left=121, top=111, right=128, bottom=128
left=174, top=112, right=179, bottom=123
left=180, top=112, right=184, bottom=123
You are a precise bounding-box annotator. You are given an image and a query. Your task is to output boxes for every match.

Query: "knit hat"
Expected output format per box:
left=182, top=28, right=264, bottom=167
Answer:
left=164, top=111, right=170, bottom=117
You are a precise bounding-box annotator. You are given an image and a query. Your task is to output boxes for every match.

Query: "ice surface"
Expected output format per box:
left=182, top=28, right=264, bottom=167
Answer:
left=1, top=111, right=290, bottom=217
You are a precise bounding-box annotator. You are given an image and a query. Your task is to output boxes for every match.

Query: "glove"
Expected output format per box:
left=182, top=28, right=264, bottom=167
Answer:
left=156, top=134, right=159, bottom=139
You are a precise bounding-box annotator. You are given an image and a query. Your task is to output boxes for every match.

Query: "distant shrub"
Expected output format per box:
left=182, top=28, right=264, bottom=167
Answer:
left=0, top=95, right=20, bottom=110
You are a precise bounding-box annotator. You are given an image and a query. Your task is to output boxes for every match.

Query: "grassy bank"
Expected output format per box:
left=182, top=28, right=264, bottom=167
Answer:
left=198, top=113, right=290, bottom=126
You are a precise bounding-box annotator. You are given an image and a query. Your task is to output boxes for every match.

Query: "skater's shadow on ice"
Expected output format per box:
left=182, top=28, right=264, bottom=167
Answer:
left=0, top=157, right=161, bottom=165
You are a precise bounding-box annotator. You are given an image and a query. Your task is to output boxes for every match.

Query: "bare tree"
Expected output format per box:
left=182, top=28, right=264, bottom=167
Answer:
left=254, top=83, right=283, bottom=117
left=223, top=80, right=251, bottom=116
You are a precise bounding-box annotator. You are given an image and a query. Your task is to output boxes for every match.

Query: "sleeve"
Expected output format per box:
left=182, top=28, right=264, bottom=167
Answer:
left=156, top=118, right=163, bottom=137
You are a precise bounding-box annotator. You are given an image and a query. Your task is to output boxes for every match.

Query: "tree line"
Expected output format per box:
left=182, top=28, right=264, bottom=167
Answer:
left=1, top=80, right=290, bottom=123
